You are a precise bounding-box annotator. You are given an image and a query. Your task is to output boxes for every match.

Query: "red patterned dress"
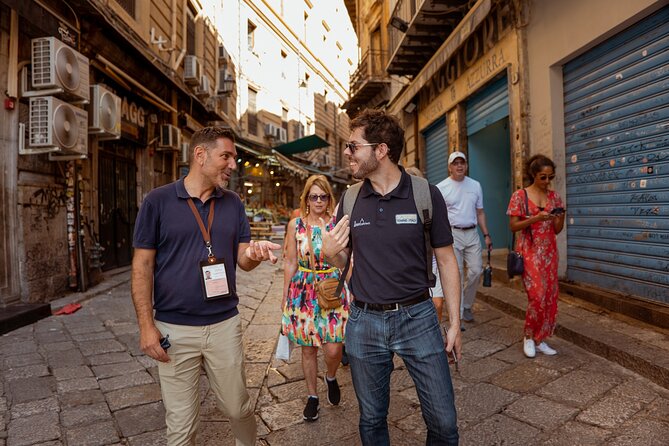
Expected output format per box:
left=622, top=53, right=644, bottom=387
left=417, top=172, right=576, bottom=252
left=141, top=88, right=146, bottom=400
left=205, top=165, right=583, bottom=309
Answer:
left=507, top=189, right=564, bottom=343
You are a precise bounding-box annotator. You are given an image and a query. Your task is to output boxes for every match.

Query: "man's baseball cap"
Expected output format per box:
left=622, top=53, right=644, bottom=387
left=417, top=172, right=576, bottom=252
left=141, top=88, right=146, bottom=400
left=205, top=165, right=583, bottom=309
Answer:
left=448, top=151, right=467, bottom=164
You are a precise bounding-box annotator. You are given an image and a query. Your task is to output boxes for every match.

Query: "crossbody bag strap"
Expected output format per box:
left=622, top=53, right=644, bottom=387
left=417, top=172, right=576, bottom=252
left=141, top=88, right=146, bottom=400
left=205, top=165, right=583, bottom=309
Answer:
left=523, top=189, right=534, bottom=245
left=306, top=220, right=350, bottom=296
left=306, top=223, right=318, bottom=285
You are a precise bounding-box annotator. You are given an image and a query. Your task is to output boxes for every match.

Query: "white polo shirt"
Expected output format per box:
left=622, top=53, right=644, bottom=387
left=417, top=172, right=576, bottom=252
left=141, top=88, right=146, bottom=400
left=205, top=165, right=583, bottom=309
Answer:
left=435, top=176, right=483, bottom=228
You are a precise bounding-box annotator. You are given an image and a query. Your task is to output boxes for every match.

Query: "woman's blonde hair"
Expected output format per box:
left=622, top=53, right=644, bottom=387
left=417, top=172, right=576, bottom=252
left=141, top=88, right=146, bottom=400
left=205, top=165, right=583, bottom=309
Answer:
left=299, top=174, right=335, bottom=218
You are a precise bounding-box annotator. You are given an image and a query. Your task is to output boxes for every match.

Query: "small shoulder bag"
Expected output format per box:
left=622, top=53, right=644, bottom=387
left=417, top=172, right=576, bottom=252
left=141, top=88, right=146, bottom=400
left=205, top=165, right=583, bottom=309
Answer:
left=306, top=223, right=350, bottom=310
left=507, top=189, right=533, bottom=278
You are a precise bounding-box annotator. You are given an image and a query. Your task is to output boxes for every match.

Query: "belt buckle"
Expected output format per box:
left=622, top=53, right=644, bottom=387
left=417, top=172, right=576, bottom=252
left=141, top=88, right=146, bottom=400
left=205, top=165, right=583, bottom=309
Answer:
left=387, top=303, right=400, bottom=312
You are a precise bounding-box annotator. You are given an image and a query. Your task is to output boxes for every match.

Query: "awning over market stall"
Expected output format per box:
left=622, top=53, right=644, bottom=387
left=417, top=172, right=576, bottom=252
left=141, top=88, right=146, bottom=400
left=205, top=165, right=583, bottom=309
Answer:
left=273, top=134, right=330, bottom=155
left=271, top=150, right=310, bottom=178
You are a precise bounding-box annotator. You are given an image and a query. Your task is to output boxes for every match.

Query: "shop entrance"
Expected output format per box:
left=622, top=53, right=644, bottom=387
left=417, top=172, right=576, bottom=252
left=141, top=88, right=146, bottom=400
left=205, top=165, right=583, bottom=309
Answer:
left=466, top=76, right=512, bottom=251
left=99, top=144, right=137, bottom=270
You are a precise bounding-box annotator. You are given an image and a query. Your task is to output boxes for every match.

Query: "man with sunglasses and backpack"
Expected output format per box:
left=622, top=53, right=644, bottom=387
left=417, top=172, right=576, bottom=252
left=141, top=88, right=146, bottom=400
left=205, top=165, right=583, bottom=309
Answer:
left=322, top=109, right=462, bottom=446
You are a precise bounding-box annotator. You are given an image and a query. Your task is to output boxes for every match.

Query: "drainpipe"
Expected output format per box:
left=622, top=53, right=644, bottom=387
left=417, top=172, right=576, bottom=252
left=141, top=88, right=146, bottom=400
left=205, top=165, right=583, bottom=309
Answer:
left=74, top=161, right=87, bottom=291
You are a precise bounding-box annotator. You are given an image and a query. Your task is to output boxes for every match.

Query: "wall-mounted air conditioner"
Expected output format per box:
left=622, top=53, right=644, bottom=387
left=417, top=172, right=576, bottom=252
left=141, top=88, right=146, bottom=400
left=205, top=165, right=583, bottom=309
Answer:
left=278, top=127, right=287, bottom=143
left=158, top=124, right=181, bottom=151
left=264, top=123, right=281, bottom=139
left=184, top=55, right=201, bottom=86
left=196, top=75, right=211, bottom=98
left=31, top=37, right=90, bottom=103
left=88, top=84, right=121, bottom=139
left=26, top=96, right=88, bottom=156
left=181, top=142, right=190, bottom=164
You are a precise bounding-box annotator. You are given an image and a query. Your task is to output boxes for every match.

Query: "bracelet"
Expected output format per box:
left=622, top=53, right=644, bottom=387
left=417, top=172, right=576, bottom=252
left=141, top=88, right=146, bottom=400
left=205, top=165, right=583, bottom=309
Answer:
left=483, top=234, right=490, bottom=237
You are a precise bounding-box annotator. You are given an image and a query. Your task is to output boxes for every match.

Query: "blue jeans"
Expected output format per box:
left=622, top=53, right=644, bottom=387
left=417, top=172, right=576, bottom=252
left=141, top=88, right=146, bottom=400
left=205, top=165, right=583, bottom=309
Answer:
left=347, top=299, right=458, bottom=446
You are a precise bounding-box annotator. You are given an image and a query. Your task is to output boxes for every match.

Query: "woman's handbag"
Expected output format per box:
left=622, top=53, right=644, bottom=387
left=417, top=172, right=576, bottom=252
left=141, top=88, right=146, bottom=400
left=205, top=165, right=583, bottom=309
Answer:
left=306, top=224, right=350, bottom=310
left=507, top=189, right=533, bottom=279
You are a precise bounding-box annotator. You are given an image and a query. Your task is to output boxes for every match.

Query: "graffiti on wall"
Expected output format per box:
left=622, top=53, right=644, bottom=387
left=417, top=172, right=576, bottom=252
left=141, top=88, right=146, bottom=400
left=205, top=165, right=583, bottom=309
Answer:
left=27, top=185, right=67, bottom=231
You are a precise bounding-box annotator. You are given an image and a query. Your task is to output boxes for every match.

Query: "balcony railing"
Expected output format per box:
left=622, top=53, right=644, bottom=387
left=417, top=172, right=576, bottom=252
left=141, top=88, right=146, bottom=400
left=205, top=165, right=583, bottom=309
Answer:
left=388, top=0, right=419, bottom=64
left=386, top=0, right=469, bottom=76
left=350, top=49, right=387, bottom=97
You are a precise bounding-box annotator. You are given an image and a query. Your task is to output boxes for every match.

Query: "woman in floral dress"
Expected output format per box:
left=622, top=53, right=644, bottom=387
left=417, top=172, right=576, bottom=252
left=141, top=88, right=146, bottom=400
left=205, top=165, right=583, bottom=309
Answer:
left=281, top=174, right=348, bottom=421
left=507, top=155, right=566, bottom=358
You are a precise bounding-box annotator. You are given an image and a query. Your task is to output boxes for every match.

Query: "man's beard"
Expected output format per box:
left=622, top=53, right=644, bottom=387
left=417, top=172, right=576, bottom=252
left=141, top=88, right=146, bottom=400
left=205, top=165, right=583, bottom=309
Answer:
left=352, top=156, right=379, bottom=180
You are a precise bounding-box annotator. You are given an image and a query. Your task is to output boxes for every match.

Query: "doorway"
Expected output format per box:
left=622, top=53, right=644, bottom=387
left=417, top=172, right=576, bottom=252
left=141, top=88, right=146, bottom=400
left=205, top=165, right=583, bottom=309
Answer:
left=468, top=118, right=512, bottom=251
left=98, top=146, right=137, bottom=270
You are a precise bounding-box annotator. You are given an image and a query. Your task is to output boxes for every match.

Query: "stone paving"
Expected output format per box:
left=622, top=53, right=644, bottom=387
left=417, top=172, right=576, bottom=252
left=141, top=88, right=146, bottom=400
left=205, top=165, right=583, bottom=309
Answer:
left=1, top=260, right=669, bottom=445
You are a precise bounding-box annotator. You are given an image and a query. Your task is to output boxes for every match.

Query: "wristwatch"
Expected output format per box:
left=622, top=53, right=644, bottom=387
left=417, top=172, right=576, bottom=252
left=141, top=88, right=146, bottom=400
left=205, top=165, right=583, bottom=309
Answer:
left=483, top=233, right=490, bottom=237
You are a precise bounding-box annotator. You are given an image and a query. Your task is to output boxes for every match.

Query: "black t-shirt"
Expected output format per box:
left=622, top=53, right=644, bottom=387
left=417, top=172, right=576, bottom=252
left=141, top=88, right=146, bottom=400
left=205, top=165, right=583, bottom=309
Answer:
left=336, top=168, right=453, bottom=304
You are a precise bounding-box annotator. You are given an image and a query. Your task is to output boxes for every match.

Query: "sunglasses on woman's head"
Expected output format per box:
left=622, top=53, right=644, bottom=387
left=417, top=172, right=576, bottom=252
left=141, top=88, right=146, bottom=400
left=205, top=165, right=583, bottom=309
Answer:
left=308, top=194, right=330, bottom=202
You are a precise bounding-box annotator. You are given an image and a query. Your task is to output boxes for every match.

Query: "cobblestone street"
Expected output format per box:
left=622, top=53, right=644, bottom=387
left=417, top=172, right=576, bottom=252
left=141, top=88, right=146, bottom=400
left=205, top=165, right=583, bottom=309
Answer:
left=2, top=261, right=669, bottom=446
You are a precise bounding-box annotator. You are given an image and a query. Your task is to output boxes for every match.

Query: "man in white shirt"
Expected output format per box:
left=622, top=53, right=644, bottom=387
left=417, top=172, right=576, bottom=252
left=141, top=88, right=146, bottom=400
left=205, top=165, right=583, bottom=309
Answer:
left=432, top=151, right=492, bottom=323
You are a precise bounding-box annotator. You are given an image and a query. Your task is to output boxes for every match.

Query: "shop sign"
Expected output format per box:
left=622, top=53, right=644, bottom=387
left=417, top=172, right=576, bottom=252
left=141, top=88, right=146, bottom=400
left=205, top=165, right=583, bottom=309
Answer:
left=120, top=96, right=146, bottom=140
left=419, top=5, right=513, bottom=107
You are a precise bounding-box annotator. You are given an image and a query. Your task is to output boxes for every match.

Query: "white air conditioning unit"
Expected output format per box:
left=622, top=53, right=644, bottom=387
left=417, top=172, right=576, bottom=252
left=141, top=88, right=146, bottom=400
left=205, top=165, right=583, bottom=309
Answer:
left=26, top=96, right=88, bottom=156
left=278, top=127, right=287, bottom=143
left=88, top=84, right=121, bottom=139
left=181, top=141, right=190, bottom=164
left=31, top=37, right=90, bottom=103
left=184, top=55, right=201, bottom=86
left=158, top=124, right=181, bottom=151
left=264, top=123, right=281, bottom=139
left=196, top=75, right=211, bottom=98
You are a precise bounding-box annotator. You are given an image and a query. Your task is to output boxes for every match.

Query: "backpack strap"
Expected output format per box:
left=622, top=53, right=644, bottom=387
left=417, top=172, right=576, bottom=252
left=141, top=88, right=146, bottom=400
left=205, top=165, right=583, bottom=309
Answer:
left=342, top=181, right=363, bottom=218
left=409, top=175, right=436, bottom=287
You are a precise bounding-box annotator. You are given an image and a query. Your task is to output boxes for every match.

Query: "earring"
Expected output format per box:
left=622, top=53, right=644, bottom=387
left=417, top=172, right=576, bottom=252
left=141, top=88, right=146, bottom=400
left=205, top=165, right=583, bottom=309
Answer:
left=306, top=205, right=310, bottom=215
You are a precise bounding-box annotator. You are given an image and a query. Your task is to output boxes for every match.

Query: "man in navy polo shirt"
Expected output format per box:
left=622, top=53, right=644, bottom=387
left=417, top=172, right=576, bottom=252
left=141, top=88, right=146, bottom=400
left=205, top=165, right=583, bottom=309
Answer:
left=322, top=109, right=462, bottom=445
left=131, top=127, right=280, bottom=446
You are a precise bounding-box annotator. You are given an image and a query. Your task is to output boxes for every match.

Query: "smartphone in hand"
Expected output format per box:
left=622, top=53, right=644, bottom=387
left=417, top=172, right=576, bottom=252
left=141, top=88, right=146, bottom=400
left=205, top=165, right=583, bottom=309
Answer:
left=550, top=207, right=565, bottom=215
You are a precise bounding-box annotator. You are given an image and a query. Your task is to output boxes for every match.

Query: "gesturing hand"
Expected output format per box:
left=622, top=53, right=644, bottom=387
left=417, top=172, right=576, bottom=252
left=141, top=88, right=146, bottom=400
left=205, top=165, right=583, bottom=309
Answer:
left=245, top=240, right=282, bottom=264
left=320, top=215, right=350, bottom=260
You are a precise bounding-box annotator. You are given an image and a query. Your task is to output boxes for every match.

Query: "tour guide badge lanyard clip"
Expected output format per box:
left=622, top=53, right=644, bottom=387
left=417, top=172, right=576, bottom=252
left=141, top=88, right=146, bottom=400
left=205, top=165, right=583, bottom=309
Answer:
left=187, top=198, right=232, bottom=300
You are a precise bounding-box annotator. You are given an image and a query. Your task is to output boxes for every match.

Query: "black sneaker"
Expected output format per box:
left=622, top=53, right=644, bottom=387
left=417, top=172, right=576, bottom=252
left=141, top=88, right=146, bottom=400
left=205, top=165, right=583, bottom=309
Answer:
left=303, top=396, right=319, bottom=421
left=324, top=376, right=341, bottom=405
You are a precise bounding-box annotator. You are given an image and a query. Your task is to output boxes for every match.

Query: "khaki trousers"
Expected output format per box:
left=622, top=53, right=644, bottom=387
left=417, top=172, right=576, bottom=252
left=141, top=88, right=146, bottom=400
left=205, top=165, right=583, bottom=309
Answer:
left=155, top=315, right=256, bottom=446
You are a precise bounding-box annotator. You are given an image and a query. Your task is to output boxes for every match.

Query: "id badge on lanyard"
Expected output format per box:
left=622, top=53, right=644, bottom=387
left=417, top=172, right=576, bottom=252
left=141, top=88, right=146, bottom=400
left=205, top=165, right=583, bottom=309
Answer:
left=188, top=198, right=232, bottom=300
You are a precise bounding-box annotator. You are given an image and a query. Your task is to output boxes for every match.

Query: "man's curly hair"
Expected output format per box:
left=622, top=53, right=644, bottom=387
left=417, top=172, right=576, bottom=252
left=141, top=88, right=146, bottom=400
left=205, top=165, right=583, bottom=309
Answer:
left=349, top=109, right=404, bottom=164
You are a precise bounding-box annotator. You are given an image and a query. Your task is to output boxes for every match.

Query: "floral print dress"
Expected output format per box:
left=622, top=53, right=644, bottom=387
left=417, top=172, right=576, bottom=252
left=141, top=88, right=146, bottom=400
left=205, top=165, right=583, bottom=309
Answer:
left=507, top=189, right=564, bottom=343
left=281, top=217, right=349, bottom=346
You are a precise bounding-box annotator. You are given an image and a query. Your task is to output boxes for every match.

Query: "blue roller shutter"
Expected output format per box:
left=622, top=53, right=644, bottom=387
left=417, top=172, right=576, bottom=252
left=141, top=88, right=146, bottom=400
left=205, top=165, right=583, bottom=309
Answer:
left=563, top=5, right=669, bottom=304
left=466, top=76, right=509, bottom=136
left=424, top=118, right=448, bottom=184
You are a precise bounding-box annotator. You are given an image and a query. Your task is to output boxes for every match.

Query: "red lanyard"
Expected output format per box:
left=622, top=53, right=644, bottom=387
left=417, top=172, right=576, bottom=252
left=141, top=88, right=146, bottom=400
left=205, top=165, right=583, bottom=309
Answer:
left=187, top=198, right=216, bottom=263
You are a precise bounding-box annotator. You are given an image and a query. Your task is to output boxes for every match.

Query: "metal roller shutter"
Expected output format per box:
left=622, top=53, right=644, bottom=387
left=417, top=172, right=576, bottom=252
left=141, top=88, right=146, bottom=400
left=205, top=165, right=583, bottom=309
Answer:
left=424, top=118, right=449, bottom=184
left=563, top=6, right=669, bottom=304
left=466, top=75, right=509, bottom=136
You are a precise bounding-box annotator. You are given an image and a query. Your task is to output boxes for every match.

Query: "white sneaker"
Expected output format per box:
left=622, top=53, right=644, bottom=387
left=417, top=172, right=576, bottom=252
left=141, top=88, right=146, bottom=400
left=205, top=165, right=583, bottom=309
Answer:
left=523, top=338, right=536, bottom=358
left=537, top=342, right=557, bottom=356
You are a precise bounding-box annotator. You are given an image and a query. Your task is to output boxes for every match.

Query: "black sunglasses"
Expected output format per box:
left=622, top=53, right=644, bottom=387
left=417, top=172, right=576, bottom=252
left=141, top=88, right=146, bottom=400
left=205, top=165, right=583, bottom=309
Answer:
left=308, top=194, right=330, bottom=202
left=345, top=142, right=379, bottom=153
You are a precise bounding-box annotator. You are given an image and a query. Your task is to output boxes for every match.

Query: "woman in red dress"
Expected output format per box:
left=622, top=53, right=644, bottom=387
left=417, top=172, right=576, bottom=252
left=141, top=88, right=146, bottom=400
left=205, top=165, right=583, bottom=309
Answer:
left=507, top=155, right=566, bottom=358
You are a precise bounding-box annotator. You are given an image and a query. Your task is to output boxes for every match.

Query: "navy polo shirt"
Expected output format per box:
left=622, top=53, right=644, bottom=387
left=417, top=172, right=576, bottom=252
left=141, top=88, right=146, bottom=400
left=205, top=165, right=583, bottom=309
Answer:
left=133, top=178, right=251, bottom=326
left=336, top=168, right=453, bottom=304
